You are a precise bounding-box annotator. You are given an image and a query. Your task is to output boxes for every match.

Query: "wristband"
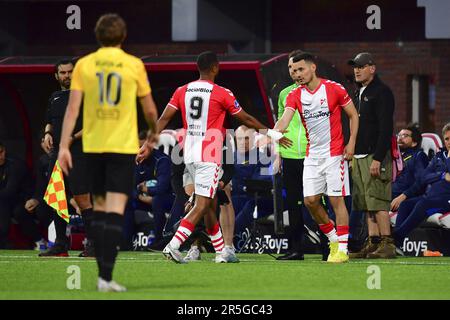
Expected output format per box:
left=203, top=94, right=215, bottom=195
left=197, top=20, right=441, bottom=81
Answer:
left=266, top=129, right=283, bottom=141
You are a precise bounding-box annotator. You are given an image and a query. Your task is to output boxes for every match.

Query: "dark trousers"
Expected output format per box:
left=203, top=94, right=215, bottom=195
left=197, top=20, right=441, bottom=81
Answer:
left=395, top=195, right=450, bottom=247
left=123, top=193, right=175, bottom=248
left=164, top=192, right=189, bottom=236
left=13, top=203, right=53, bottom=242
left=152, top=193, right=175, bottom=242
left=281, top=158, right=305, bottom=253
left=232, top=194, right=273, bottom=235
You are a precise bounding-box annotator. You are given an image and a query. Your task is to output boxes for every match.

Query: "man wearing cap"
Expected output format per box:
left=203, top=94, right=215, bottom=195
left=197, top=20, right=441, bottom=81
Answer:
left=347, top=52, right=396, bottom=259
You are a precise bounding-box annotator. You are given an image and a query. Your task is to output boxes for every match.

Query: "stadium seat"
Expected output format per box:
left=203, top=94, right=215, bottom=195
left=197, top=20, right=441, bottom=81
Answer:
left=421, top=133, right=443, bottom=159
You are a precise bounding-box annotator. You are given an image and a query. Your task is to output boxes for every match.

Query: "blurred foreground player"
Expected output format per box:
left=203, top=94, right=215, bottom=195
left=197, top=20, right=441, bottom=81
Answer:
left=58, top=13, right=158, bottom=292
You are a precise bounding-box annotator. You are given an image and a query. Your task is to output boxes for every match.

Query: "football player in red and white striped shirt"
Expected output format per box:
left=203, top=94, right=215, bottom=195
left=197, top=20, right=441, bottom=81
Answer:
left=152, top=51, right=285, bottom=263
left=275, top=52, right=359, bottom=263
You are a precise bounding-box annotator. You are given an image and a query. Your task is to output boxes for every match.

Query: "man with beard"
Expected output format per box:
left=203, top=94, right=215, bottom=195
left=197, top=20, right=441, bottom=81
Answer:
left=40, top=60, right=94, bottom=257
left=274, top=52, right=359, bottom=263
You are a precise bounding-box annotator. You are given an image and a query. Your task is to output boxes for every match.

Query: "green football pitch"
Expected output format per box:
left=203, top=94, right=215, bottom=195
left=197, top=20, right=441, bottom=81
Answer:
left=0, top=250, right=449, bottom=300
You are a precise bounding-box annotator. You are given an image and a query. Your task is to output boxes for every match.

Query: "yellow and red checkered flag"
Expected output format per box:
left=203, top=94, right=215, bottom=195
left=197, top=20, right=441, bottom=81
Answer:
left=44, top=160, right=69, bottom=223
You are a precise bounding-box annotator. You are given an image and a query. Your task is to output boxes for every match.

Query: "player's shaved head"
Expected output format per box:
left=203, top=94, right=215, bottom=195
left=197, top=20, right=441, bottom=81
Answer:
left=95, top=13, right=127, bottom=47
left=197, top=51, right=219, bottom=73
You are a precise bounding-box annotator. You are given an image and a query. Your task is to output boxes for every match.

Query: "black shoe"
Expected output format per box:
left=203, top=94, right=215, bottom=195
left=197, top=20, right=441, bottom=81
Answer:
left=319, top=233, right=330, bottom=261
left=147, top=238, right=168, bottom=251
left=78, top=239, right=95, bottom=257
left=322, top=248, right=330, bottom=261
left=276, top=252, right=304, bottom=260
left=39, top=243, right=69, bottom=257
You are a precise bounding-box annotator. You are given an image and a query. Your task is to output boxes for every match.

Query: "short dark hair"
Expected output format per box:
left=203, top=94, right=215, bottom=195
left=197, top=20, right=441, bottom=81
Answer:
left=405, top=122, right=422, bottom=146
left=292, top=52, right=316, bottom=64
left=288, top=49, right=304, bottom=59
left=54, top=59, right=74, bottom=73
left=196, top=51, right=219, bottom=72
left=95, top=13, right=127, bottom=47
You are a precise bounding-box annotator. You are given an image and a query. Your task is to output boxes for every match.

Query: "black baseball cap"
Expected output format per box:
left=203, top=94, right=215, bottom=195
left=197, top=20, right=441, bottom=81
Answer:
left=348, top=52, right=375, bottom=67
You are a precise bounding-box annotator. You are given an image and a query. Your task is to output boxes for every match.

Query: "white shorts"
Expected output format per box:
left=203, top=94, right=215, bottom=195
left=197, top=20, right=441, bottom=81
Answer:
left=182, top=168, right=194, bottom=187
left=303, top=155, right=350, bottom=197
left=185, top=162, right=222, bottom=198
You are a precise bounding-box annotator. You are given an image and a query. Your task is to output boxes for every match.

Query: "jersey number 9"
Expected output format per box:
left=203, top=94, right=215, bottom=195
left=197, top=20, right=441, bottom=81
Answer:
left=189, top=96, right=203, bottom=120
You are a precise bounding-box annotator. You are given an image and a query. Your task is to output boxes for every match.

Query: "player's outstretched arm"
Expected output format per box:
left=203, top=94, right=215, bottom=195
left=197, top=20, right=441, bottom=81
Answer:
left=343, top=101, right=359, bottom=161
left=273, top=108, right=295, bottom=133
left=232, top=109, right=267, bottom=130
left=233, top=108, right=293, bottom=148
left=136, top=104, right=177, bottom=164
left=157, top=105, right=178, bottom=134
left=58, top=89, right=83, bottom=175
left=272, top=108, right=295, bottom=148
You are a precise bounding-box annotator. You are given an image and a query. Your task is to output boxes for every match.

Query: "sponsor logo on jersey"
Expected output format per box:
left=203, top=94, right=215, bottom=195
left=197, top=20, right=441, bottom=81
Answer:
left=186, top=88, right=212, bottom=93
left=303, top=109, right=331, bottom=120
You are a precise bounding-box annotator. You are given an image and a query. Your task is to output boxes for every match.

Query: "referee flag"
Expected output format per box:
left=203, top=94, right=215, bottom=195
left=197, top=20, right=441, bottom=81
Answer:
left=44, top=160, right=70, bottom=223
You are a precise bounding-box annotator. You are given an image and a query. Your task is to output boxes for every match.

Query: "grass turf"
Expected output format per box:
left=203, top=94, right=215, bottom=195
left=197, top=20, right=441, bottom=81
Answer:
left=0, top=250, right=449, bottom=299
